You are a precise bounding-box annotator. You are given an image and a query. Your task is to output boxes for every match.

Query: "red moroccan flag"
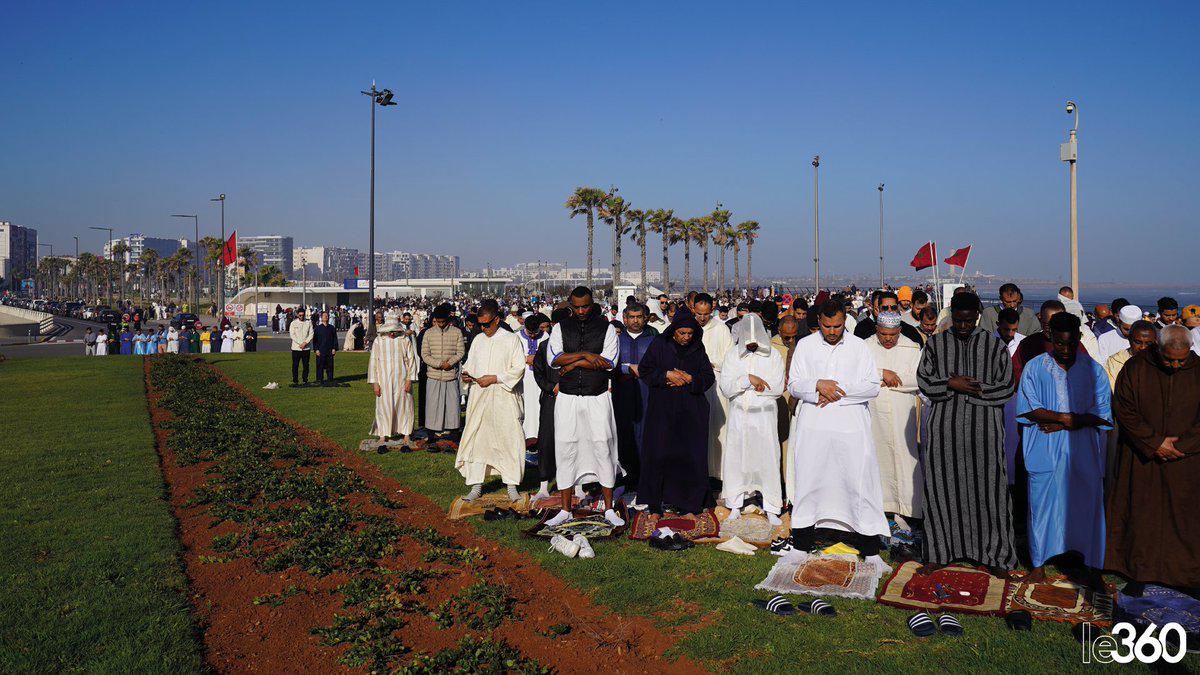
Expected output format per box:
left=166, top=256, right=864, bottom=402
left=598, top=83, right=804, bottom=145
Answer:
left=220, top=231, right=237, bottom=267
left=909, top=241, right=936, bottom=271
left=944, top=245, right=972, bottom=268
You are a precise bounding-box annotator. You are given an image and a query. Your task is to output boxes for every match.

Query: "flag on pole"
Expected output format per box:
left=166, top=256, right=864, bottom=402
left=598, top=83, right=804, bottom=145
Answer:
left=221, top=231, right=238, bottom=267
left=909, top=241, right=937, bottom=271
left=944, top=245, right=972, bottom=268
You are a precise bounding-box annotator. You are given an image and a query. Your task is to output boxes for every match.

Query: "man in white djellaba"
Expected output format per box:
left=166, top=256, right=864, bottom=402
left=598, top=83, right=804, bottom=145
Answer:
left=456, top=300, right=528, bottom=502
left=787, top=298, right=888, bottom=556
left=718, top=313, right=786, bottom=525
left=368, top=315, right=419, bottom=449
left=864, top=312, right=923, bottom=527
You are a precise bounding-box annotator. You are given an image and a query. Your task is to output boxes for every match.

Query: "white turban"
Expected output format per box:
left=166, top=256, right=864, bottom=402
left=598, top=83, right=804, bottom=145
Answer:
left=1118, top=305, right=1142, bottom=325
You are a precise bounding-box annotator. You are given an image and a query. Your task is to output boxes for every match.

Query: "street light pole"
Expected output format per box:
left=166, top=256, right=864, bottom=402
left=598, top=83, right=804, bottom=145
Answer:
left=878, top=183, right=885, bottom=288
left=812, top=155, right=821, bottom=294
left=89, top=226, right=114, bottom=307
left=361, top=83, right=396, bottom=338
left=1061, top=101, right=1080, bottom=299
left=172, top=214, right=199, bottom=310
left=210, top=194, right=226, bottom=318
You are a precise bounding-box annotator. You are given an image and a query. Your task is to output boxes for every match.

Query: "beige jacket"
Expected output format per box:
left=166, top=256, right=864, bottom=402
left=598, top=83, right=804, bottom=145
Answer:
left=289, top=319, right=314, bottom=351
left=420, top=324, right=466, bottom=381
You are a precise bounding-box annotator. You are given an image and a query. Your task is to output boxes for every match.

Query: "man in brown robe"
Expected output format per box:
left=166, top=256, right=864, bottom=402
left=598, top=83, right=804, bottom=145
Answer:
left=1107, top=326, right=1200, bottom=590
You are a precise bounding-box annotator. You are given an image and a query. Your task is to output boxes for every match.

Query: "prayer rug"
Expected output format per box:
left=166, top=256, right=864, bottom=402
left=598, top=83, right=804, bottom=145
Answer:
left=755, top=551, right=891, bottom=600
left=523, top=507, right=627, bottom=540
left=1003, top=577, right=1114, bottom=627
left=876, top=561, right=1010, bottom=616
left=1117, top=585, right=1200, bottom=635
left=713, top=506, right=790, bottom=546
left=447, top=492, right=531, bottom=521
left=628, top=509, right=720, bottom=542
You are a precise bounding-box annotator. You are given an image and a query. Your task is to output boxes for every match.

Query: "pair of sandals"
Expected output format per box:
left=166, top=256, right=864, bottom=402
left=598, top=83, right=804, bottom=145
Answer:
left=483, top=507, right=526, bottom=521
left=649, top=533, right=694, bottom=552
left=908, top=611, right=963, bottom=637
left=752, top=595, right=836, bottom=617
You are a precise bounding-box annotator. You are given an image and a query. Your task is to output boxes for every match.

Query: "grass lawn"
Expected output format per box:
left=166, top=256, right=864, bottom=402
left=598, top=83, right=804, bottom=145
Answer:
left=0, top=357, right=203, bottom=674
left=211, top=351, right=1160, bottom=673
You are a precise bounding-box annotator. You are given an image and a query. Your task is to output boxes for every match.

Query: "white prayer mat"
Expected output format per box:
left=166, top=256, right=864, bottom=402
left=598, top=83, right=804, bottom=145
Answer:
left=713, top=506, right=791, bottom=546
left=756, top=551, right=891, bottom=600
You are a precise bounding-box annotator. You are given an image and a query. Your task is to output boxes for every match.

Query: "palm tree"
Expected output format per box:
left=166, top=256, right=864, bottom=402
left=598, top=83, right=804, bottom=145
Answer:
left=138, top=249, right=160, bottom=302
left=110, top=242, right=130, bottom=303
left=565, top=186, right=607, bottom=286
left=680, top=218, right=700, bottom=293
left=647, top=209, right=675, bottom=294
left=599, top=194, right=631, bottom=290
left=696, top=216, right=713, bottom=293
left=238, top=246, right=259, bottom=288
left=709, top=207, right=732, bottom=296
left=199, top=236, right=224, bottom=304
left=712, top=226, right=729, bottom=297
left=738, top=220, right=760, bottom=291
left=626, top=208, right=649, bottom=294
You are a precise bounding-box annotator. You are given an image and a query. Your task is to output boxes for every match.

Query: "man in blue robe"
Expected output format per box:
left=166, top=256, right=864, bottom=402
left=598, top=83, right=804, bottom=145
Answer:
left=1016, top=312, right=1111, bottom=587
left=613, top=302, right=656, bottom=491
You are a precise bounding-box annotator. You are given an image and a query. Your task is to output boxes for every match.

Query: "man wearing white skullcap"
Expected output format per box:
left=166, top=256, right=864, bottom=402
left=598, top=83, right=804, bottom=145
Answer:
left=865, top=312, right=924, bottom=527
left=1097, top=305, right=1143, bottom=363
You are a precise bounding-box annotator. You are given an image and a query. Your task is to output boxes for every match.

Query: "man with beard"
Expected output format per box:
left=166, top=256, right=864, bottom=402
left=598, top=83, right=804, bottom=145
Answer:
left=917, top=292, right=1018, bottom=576
left=613, top=303, right=655, bottom=494
left=420, top=303, right=466, bottom=439
left=692, top=293, right=733, bottom=482
left=979, top=283, right=1041, bottom=336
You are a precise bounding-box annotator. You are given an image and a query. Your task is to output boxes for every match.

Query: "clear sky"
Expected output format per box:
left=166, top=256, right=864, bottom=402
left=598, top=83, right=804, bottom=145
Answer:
left=3, top=1, right=1197, bottom=283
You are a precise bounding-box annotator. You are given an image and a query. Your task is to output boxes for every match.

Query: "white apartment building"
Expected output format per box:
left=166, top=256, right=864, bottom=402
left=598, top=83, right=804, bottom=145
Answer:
left=0, top=221, right=38, bottom=291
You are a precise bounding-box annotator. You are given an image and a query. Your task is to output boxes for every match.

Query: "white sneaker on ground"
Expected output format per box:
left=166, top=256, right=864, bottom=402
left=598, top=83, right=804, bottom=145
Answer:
left=545, top=509, right=572, bottom=527
left=549, top=534, right=580, bottom=558
left=603, top=508, right=625, bottom=527
left=572, top=534, right=595, bottom=559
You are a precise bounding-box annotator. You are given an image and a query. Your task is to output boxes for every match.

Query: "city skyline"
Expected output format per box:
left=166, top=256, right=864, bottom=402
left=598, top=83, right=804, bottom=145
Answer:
left=3, top=3, right=1198, bottom=285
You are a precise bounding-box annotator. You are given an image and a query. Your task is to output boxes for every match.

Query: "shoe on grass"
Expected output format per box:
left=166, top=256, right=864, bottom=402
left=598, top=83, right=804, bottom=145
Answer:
left=572, top=534, right=595, bottom=559
left=549, top=534, right=580, bottom=558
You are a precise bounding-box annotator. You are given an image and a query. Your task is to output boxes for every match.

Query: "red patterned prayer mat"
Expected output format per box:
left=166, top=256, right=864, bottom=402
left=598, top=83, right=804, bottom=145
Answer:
left=628, top=509, right=720, bottom=541
left=1003, top=577, right=1114, bottom=627
left=876, top=561, right=1010, bottom=616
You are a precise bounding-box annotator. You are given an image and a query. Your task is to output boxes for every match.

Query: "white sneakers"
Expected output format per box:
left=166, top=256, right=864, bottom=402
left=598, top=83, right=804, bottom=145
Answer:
left=549, top=534, right=596, bottom=559
left=263, top=382, right=279, bottom=390
left=715, top=536, right=758, bottom=556
left=549, top=535, right=581, bottom=557
left=573, top=534, right=595, bottom=558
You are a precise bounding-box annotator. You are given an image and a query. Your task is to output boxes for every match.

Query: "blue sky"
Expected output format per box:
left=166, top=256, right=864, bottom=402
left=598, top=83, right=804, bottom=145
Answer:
left=2, top=1, right=1197, bottom=283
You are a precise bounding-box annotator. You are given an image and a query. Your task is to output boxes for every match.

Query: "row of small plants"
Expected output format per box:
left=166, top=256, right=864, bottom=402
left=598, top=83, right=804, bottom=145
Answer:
left=149, top=356, right=548, bottom=673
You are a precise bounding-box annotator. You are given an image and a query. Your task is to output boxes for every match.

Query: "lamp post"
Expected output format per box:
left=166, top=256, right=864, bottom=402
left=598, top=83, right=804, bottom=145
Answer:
left=878, top=183, right=885, bottom=288
left=210, top=194, right=226, bottom=319
left=361, top=83, right=397, bottom=338
left=73, top=236, right=79, bottom=298
left=812, top=155, right=821, bottom=294
left=172, top=214, right=199, bottom=310
left=1060, top=101, right=1080, bottom=299
left=89, top=226, right=114, bottom=307
left=301, top=255, right=308, bottom=310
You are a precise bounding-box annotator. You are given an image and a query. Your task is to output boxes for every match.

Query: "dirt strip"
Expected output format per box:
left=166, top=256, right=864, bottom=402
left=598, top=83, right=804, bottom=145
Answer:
left=145, top=358, right=700, bottom=673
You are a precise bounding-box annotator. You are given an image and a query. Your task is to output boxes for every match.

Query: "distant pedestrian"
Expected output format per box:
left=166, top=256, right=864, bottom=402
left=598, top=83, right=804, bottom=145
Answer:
left=84, top=327, right=96, bottom=356
left=94, top=329, right=108, bottom=356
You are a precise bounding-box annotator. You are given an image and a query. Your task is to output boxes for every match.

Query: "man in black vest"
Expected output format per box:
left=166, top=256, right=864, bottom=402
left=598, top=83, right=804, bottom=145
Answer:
left=313, top=310, right=339, bottom=386
left=544, top=286, right=626, bottom=529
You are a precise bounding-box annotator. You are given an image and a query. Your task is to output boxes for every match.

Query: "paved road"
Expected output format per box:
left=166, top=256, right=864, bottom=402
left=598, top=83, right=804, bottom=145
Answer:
left=1, top=318, right=322, bottom=360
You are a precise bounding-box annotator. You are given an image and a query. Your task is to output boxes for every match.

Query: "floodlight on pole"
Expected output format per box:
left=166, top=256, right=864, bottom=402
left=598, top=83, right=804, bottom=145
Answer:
left=878, top=183, right=885, bottom=288
left=1060, top=101, right=1080, bottom=299
left=360, top=83, right=397, bottom=338
left=210, top=194, right=226, bottom=318
left=812, top=155, right=821, bottom=294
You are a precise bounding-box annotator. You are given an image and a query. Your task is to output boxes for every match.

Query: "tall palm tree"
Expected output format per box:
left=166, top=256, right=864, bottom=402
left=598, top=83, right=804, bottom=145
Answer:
left=695, top=216, right=713, bottom=293
left=139, top=249, right=160, bottom=301
left=681, top=218, right=700, bottom=293
left=199, top=236, right=224, bottom=304
left=110, top=242, right=130, bottom=303
left=626, top=208, right=649, bottom=294
left=737, top=220, right=760, bottom=290
left=599, top=194, right=630, bottom=290
left=565, top=186, right=607, bottom=286
left=709, top=207, right=732, bottom=296
left=712, top=226, right=729, bottom=297
left=647, top=209, right=675, bottom=294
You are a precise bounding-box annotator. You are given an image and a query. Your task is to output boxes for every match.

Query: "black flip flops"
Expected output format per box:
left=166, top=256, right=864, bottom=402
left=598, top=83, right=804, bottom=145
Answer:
left=797, top=598, right=837, bottom=617
left=753, top=595, right=796, bottom=616
left=908, top=612, right=936, bottom=637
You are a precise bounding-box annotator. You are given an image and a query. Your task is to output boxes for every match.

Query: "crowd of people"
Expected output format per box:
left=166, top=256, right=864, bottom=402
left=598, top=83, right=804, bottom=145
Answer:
left=354, top=282, right=1199, bottom=606
left=83, top=315, right=259, bottom=356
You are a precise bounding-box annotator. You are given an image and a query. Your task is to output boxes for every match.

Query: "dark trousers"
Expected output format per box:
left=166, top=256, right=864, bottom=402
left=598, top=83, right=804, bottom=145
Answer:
left=790, top=526, right=882, bottom=557
left=315, top=351, right=334, bottom=382
left=291, top=349, right=310, bottom=383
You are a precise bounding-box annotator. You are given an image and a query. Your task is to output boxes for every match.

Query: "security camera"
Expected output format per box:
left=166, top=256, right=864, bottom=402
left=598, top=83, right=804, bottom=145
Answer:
left=1065, top=101, right=1076, bottom=114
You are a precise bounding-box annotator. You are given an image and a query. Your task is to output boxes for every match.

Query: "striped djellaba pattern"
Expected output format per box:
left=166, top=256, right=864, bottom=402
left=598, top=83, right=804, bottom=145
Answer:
left=917, top=327, right=1018, bottom=569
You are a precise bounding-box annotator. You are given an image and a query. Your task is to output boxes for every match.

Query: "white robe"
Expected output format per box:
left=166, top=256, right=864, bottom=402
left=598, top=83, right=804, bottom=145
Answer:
left=866, top=334, right=923, bottom=518
left=548, top=321, right=622, bottom=488
left=518, top=331, right=548, bottom=439
left=166, top=328, right=179, bottom=353
left=455, top=329, right=527, bottom=486
left=787, top=331, right=889, bottom=538
left=367, top=334, right=418, bottom=438
left=719, top=317, right=786, bottom=514
left=700, top=318, right=733, bottom=478
left=95, top=336, right=108, bottom=356
left=230, top=327, right=245, bottom=353
left=221, top=330, right=234, bottom=352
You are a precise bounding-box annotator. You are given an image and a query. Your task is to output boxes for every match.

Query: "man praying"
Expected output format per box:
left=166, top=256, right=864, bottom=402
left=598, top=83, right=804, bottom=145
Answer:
left=456, top=300, right=527, bottom=502
left=368, top=315, right=419, bottom=448
left=866, top=311, right=924, bottom=529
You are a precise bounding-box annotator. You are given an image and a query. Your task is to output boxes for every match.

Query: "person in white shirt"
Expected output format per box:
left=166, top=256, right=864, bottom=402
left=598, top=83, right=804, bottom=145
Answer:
left=289, top=308, right=314, bottom=385
left=1097, top=304, right=1143, bottom=363
left=692, top=293, right=732, bottom=480
left=787, top=298, right=887, bottom=555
